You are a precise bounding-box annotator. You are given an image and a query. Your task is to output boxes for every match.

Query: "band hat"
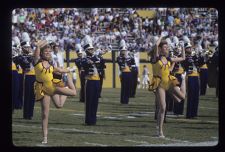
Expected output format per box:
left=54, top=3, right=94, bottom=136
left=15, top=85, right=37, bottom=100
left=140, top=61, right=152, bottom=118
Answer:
left=21, top=41, right=30, bottom=47
left=119, top=46, right=127, bottom=51
left=184, top=43, right=192, bottom=49
left=82, top=35, right=94, bottom=51
left=83, top=43, right=94, bottom=51
left=75, top=43, right=83, bottom=53
left=119, top=39, right=128, bottom=51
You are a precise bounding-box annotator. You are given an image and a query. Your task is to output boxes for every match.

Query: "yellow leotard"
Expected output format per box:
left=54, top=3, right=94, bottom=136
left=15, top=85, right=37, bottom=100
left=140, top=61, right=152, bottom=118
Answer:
left=34, top=61, right=64, bottom=101
left=149, top=56, right=179, bottom=91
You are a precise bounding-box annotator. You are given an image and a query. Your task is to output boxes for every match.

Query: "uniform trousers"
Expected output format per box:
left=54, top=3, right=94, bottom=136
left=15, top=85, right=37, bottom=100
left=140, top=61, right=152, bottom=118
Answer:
left=85, top=80, right=100, bottom=125
left=12, top=70, right=19, bottom=111
left=23, top=75, right=35, bottom=119
left=186, top=76, right=200, bottom=118
left=17, top=73, right=24, bottom=109
left=199, top=68, right=208, bottom=95
left=130, top=69, right=138, bottom=97
left=120, top=72, right=132, bottom=104
left=79, top=71, right=85, bottom=102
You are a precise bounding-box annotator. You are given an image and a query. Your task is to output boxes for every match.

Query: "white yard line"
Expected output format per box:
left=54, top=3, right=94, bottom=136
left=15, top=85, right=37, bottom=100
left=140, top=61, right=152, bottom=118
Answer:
left=12, top=124, right=121, bottom=135
left=84, top=142, right=108, bottom=146
left=136, top=141, right=218, bottom=147
left=199, top=106, right=218, bottom=110
left=125, top=139, right=149, bottom=144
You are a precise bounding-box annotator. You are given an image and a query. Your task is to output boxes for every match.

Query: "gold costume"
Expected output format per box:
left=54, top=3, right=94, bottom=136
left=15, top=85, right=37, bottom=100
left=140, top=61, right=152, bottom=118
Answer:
left=149, top=56, right=179, bottom=91
left=34, top=61, right=64, bottom=101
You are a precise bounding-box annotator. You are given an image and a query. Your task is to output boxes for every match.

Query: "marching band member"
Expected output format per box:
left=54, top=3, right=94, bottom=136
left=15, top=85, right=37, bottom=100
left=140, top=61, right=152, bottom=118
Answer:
left=12, top=37, right=24, bottom=110
left=181, top=42, right=204, bottom=119
left=206, top=45, right=218, bottom=97
left=72, top=43, right=86, bottom=102
left=117, top=41, right=132, bottom=104
left=12, top=42, right=20, bottom=112
left=128, top=48, right=138, bottom=97
left=13, top=41, right=36, bottom=120
left=193, top=39, right=208, bottom=96
left=149, top=33, right=186, bottom=138
left=171, top=42, right=186, bottom=116
left=81, top=36, right=100, bottom=125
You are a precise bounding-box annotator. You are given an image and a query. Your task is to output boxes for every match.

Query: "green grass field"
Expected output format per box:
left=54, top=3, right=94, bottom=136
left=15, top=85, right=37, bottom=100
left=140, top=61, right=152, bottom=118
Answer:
left=12, top=88, right=218, bottom=147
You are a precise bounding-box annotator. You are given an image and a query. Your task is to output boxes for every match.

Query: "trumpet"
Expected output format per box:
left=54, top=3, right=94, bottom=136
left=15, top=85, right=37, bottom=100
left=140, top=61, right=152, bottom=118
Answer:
left=199, top=49, right=214, bottom=58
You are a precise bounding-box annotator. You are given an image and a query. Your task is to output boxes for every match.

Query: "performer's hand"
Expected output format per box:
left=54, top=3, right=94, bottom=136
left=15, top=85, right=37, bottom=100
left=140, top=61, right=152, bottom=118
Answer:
left=87, top=60, right=93, bottom=64
left=35, top=40, right=48, bottom=48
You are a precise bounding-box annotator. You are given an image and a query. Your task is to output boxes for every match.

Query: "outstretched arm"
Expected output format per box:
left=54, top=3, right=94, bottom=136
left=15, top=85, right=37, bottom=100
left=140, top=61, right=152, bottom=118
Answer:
left=152, top=34, right=165, bottom=61
left=33, top=40, right=48, bottom=64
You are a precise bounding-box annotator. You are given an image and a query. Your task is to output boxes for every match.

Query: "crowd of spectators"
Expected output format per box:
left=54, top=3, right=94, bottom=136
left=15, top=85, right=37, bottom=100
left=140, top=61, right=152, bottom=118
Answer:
left=12, top=8, right=218, bottom=54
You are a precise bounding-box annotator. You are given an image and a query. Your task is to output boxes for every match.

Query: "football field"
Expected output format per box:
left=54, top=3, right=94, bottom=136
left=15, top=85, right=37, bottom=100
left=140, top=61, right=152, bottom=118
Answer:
left=12, top=88, right=218, bottom=147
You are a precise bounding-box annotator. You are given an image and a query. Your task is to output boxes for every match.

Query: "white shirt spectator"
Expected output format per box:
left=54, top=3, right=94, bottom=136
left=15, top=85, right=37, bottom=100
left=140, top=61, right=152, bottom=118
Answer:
left=12, top=36, right=20, bottom=46
left=51, top=51, right=64, bottom=68
left=41, top=19, right=46, bottom=25
left=134, top=51, right=140, bottom=67
left=121, top=31, right=127, bottom=37
left=53, top=21, right=59, bottom=28
left=21, top=32, right=30, bottom=42
left=134, top=22, right=139, bottom=29
left=173, top=36, right=179, bottom=44
left=183, top=35, right=190, bottom=44
left=106, top=15, right=113, bottom=22
left=114, top=31, right=120, bottom=37
left=74, top=11, right=79, bottom=16
left=144, top=19, right=149, bottom=27
left=48, top=9, right=54, bottom=14
left=99, top=15, right=105, bottom=22
left=123, top=17, right=129, bottom=23
left=91, top=8, right=98, bottom=16
left=157, top=19, right=161, bottom=26
left=106, top=8, right=111, bottom=13
left=12, top=11, right=18, bottom=24
left=86, top=20, right=92, bottom=26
